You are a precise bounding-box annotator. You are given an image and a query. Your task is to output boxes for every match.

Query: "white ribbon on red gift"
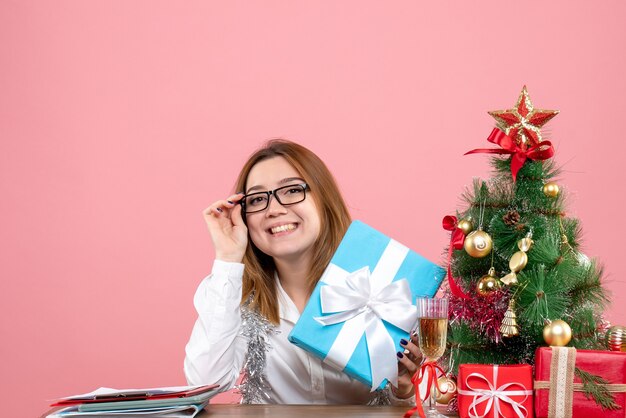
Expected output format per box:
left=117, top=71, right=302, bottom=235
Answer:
left=314, top=239, right=418, bottom=390
left=457, top=365, right=533, bottom=418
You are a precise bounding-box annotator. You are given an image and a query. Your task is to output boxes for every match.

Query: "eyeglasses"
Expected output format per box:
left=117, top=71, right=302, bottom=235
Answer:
left=241, top=183, right=309, bottom=214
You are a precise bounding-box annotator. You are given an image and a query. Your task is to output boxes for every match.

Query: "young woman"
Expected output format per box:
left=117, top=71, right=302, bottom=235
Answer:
left=184, top=139, right=422, bottom=404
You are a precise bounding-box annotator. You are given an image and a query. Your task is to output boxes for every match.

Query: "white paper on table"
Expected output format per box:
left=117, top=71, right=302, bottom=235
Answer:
left=55, top=385, right=209, bottom=401
left=47, top=403, right=203, bottom=418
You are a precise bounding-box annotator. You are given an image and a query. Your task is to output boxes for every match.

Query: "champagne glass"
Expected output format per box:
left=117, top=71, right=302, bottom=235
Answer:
left=416, top=297, right=448, bottom=418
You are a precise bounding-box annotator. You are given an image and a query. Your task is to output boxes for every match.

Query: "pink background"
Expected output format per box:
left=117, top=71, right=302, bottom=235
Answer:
left=2, top=2, right=626, bottom=416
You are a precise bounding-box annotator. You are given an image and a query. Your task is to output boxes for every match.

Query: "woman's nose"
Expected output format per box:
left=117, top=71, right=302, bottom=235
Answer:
left=265, top=195, right=288, bottom=216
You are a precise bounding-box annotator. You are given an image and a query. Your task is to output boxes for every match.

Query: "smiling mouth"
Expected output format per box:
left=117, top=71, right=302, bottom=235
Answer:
left=269, top=223, right=298, bottom=234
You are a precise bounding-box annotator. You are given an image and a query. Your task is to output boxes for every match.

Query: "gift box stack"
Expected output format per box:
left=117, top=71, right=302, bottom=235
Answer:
left=454, top=348, right=626, bottom=418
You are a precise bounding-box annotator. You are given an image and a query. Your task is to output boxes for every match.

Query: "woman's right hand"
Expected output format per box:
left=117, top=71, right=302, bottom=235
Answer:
left=203, top=193, right=248, bottom=263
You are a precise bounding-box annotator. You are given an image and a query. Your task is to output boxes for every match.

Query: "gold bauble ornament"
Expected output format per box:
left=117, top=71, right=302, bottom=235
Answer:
left=464, top=229, right=493, bottom=258
left=543, top=182, right=560, bottom=198
left=607, top=325, right=626, bottom=352
left=543, top=320, right=572, bottom=346
left=476, top=267, right=500, bottom=296
left=435, top=376, right=457, bottom=405
left=457, top=218, right=474, bottom=236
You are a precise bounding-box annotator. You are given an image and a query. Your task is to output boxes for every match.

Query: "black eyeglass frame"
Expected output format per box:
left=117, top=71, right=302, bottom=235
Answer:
left=240, top=183, right=309, bottom=214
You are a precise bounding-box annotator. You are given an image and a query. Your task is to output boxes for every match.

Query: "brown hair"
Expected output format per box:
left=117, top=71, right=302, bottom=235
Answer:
left=234, top=139, right=351, bottom=324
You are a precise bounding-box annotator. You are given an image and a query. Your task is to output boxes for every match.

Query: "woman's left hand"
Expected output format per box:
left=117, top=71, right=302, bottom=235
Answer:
left=394, top=333, right=423, bottom=399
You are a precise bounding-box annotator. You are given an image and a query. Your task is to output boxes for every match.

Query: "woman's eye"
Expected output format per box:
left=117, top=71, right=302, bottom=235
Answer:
left=249, top=196, right=267, bottom=206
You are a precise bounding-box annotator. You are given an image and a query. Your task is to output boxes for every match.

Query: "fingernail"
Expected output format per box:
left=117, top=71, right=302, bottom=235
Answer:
left=400, top=339, right=408, bottom=346
left=227, top=200, right=234, bottom=204
left=396, top=351, right=404, bottom=359
left=216, top=207, right=223, bottom=213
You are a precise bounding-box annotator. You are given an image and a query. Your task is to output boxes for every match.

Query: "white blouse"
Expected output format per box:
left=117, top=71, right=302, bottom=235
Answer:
left=184, top=260, right=414, bottom=405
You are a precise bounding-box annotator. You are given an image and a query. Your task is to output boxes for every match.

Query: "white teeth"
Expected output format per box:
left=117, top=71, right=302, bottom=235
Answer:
left=270, top=224, right=297, bottom=234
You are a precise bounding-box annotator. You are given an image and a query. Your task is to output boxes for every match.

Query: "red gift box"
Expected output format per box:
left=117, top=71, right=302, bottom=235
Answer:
left=534, top=347, right=626, bottom=418
left=458, top=364, right=534, bottom=418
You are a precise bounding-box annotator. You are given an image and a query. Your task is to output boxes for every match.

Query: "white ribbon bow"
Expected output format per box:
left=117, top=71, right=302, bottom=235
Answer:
left=313, top=239, right=417, bottom=390
left=457, top=365, right=533, bottom=418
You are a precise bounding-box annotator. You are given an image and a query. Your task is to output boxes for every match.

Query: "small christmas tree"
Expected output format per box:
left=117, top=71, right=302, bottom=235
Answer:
left=444, top=86, right=610, bottom=372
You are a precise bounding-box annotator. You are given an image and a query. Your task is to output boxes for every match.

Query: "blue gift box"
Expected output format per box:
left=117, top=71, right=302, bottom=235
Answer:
left=288, top=220, right=445, bottom=390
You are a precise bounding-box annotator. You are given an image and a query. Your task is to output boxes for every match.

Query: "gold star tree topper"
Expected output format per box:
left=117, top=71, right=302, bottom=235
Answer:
left=488, top=86, right=559, bottom=149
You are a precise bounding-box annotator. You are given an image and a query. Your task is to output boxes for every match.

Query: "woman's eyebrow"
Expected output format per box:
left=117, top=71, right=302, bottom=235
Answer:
left=246, top=177, right=305, bottom=193
left=279, top=177, right=305, bottom=185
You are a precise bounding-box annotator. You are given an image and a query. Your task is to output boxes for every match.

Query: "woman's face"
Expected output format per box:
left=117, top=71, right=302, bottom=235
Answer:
left=244, top=156, right=321, bottom=265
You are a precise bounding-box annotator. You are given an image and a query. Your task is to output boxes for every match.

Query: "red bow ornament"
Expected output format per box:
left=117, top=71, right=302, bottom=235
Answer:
left=442, top=215, right=470, bottom=300
left=465, top=128, right=554, bottom=181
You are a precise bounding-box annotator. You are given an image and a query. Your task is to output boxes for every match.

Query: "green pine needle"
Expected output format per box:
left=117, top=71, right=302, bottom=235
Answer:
left=447, top=321, right=535, bottom=373
left=526, top=230, right=561, bottom=267
left=562, top=218, right=582, bottom=251
left=489, top=209, right=548, bottom=256
left=492, top=156, right=560, bottom=180
left=517, top=266, right=570, bottom=326
left=569, top=305, right=604, bottom=348
left=574, top=367, right=621, bottom=411
left=569, top=261, right=609, bottom=309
